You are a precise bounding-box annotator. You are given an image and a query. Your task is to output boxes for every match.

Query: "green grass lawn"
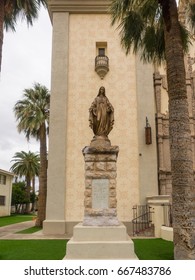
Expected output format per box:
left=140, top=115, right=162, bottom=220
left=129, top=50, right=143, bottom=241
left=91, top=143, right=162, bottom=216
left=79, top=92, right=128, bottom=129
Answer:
left=0, top=215, right=174, bottom=260
left=133, top=238, right=174, bottom=260
left=0, top=214, right=36, bottom=227
left=0, top=240, right=68, bottom=260
left=0, top=238, right=173, bottom=260
left=16, top=226, right=42, bottom=234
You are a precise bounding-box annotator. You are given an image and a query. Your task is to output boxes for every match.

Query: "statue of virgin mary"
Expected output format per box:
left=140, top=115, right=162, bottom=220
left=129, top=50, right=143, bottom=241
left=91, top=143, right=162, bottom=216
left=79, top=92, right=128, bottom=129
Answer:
left=89, top=87, right=114, bottom=138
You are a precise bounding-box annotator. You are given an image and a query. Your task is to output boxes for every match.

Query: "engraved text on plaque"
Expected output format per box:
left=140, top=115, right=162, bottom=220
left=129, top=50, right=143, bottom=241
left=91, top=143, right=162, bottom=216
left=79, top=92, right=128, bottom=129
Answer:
left=92, top=179, right=109, bottom=209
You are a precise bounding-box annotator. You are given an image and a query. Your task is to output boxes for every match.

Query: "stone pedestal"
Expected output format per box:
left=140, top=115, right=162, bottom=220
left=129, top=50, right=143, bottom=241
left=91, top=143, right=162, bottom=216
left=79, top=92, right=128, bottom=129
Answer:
left=65, top=142, right=138, bottom=259
left=82, top=145, right=120, bottom=226
left=65, top=223, right=138, bottom=259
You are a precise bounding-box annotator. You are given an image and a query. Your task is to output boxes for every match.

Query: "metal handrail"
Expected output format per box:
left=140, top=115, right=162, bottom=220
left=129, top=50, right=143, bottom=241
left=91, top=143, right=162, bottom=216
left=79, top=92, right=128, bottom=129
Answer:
left=132, top=205, right=153, bottom=236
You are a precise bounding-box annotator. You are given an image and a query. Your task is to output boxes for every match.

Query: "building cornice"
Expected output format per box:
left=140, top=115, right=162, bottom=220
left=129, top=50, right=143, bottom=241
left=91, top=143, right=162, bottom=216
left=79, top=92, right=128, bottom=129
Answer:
left=48, top=0, right=111, bottom=14
left=0, top=169, right=14, bottom=177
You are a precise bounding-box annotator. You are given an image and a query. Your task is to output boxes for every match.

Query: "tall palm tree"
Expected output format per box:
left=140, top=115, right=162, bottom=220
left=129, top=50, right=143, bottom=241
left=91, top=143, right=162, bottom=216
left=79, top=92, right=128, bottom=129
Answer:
left=0, top=0, right=47, bottom=72
left=14, top=82, right=50, bottom=226
left=10, top=151, right=40, bottom=213
left=110, top=0, right=195, bottom=259
left=31, top=175, right=36, bottom=212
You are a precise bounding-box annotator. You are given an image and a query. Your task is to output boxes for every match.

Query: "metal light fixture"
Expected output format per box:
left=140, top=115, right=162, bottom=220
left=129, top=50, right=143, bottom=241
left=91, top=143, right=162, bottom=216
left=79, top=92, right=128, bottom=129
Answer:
left=145, top=117, right=152, bottom=145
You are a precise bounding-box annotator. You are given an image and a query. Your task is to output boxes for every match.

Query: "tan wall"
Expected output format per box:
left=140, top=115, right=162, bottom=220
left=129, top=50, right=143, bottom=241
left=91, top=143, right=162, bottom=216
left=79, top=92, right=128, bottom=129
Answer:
left=65, top=14, right=158, bottom=222
left=135, top=57, right=158, bottom=203
left=45, top=11, right=159, bottom=234
left=0, top=174, right=13, bottom=216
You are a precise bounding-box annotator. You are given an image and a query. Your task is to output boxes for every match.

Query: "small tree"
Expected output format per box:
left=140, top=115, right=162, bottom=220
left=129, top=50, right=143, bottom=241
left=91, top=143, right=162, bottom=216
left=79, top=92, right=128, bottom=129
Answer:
left=10, top=151, right=40, bottom=214
left=11, top=181, right=26, bottom=213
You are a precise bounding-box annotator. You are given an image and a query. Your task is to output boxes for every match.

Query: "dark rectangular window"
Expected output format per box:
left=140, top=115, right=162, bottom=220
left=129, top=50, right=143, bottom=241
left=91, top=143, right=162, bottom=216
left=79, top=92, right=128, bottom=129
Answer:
left=98, top=48, right=105, bottom=56
left=0, top=174, right=6, bottom=185
left=0, top=196, right=6, bottom=206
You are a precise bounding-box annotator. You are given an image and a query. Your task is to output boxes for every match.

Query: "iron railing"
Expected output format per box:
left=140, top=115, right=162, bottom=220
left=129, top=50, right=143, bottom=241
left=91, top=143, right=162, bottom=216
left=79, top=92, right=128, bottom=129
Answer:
left=132, top=205, right=153, bottom=236
left=95, top=55, right=109, bottom=69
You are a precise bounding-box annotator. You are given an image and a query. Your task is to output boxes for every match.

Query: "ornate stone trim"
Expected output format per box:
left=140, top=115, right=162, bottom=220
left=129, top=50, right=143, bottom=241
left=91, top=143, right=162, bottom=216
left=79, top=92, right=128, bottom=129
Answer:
left=48, top=0, right=110, bottom=14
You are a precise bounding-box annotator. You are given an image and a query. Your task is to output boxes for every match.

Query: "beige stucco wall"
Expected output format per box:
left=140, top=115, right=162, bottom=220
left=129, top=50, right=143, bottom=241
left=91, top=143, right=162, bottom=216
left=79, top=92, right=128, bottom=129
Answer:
left=45, top=10, right=158, bottom=234
left=135, top=57, right=158, bottom=203
left=161, top=226, right=173, bottom=241
left=65, top=14, right=139, bottom=222
left=65, top=13, right=157, bottom=222
left=0, top=171, right=13, bottom=217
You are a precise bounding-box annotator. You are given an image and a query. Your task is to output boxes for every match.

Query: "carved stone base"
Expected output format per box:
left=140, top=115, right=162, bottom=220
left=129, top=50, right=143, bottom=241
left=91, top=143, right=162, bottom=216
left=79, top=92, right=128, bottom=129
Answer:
left=82, top=143, right=119, bottom=226
left=83, top=208, right=120, bottom=226
left=90, top=135, right=111, bottom=148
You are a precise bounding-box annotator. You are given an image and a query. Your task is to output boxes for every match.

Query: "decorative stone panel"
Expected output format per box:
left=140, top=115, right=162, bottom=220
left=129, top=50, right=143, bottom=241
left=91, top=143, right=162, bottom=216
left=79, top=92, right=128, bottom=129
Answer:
left=82, top=145, right=120, bottom=226
left=154, top=62, right=195, bottom=197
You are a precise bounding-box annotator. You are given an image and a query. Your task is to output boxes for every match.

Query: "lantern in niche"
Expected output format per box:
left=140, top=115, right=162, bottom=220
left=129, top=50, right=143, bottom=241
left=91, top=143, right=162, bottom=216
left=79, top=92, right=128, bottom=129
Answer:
left=145, top=117, right=152, bottom=145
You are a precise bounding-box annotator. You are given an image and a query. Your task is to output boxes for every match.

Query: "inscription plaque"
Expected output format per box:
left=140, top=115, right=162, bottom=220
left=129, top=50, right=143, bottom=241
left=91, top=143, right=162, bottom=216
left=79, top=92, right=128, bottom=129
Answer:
left=92, top=179, right=109, bottom=209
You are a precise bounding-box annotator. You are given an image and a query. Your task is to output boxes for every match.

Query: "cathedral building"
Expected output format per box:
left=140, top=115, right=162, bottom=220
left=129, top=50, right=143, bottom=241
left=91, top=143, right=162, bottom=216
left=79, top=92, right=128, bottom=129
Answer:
left=43, top=0, right=195, bottom=237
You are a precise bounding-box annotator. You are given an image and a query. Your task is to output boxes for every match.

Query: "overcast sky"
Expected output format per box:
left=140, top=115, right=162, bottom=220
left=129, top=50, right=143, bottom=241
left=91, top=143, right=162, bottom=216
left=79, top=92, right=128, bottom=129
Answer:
left=0, top=7, right=52, bottom=171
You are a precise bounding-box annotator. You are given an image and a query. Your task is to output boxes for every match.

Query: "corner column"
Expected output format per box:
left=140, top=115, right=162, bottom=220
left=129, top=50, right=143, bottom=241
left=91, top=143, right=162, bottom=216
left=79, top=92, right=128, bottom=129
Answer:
left=43, top=12, right=69, bottom=234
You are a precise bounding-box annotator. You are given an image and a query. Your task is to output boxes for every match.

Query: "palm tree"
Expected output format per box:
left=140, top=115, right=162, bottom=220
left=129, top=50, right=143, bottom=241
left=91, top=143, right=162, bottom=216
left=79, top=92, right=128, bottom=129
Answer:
left=110, top=0, right=195, bottom=259
left=31, top=175, right=36, bottom=212
left=0, top=0, right=47, bottom=72
left=14, top=82, right=50, bottom=226
left=10, top=151, right=40, bottom=213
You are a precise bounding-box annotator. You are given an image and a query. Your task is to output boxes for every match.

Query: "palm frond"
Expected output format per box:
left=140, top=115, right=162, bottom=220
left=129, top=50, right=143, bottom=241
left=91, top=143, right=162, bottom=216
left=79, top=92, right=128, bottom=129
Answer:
left=179, top=22, right=191, bottom=53
left=10, top=151, right=40, bottom=179
left=118, top=10, right=144, bottom=54
left=110, top=0, right=139, bottom=25
left=13, top=83, right=50, bottom=142
left=141, top=25, right=165, bottom=64
left=186, top=3, right=195, bottom=32
left=4, top=0, right=47, bottom=31
left=110, top=0, right=191, bottom=64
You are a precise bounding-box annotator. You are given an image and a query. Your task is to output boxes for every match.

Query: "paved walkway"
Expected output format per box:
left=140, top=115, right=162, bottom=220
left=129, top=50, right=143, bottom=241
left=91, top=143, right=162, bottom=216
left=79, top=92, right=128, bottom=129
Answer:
left=0, top=221, right=71, bottom=240
left=0, top=221, right=154, bottom=240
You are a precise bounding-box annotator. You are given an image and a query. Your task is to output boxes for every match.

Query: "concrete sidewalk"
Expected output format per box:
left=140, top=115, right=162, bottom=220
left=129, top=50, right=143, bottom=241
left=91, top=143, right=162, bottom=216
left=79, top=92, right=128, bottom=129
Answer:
left=0, top=221, right=70, bottom=240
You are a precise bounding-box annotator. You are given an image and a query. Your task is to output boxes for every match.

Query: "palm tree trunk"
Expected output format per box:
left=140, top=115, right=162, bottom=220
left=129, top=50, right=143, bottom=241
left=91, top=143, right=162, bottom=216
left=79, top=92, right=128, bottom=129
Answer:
left=25, top=175, right=31, bottom=214
left=36, top=123, right=47, bottom=227
left=161, top=0, right=195, bottom=259
left=31, top=176, right=36, bottom=212
left=0, top=0, right=5, bottom=72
